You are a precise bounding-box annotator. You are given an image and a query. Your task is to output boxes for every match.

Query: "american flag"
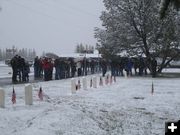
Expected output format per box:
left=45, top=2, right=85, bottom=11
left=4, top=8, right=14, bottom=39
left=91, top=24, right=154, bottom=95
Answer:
left=90, top=78, right=93, bottom=87
left=38, top=87, right=43, bottom=101
left=12, top=87, right=16, bottom=104
left=105, top=75, right=109, bottom=85
left=78, top=80, right=81, bottom=89
left=99, top=77, right=103, bottom=86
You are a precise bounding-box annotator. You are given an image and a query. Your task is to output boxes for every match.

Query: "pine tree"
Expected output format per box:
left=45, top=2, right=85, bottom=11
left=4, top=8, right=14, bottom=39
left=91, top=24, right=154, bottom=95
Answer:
left=42, top=51, right=46, bottom=57
left=75, top=44, right=80, bottom=53
left=79, top=43, right=84, bottom=53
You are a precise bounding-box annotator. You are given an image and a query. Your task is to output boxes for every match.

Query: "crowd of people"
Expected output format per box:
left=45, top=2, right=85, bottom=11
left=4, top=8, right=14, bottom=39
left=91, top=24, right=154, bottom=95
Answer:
left=33, top=57, right=101, bottom=81
left=10, top=55, right=30, bottom=83
left=109, top=57, right=157, bottom=77
left=33, top=56, right=157, bottom=81
left=10, top=55, right=158, bottom=84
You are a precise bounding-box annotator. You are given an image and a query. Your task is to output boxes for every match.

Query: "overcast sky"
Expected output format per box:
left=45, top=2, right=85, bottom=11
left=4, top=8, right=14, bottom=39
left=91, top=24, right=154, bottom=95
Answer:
left=0, top=0, right=104, bottom=55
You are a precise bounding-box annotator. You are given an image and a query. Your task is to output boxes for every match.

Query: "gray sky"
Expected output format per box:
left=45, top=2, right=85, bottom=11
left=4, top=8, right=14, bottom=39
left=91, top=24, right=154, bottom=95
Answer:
left=0, top=0, right=104, bottom=55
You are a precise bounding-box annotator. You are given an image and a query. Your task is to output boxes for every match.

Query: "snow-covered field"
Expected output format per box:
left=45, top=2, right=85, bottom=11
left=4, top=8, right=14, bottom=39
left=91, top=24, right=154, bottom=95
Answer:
left=0, top=70, right=180, bottom=135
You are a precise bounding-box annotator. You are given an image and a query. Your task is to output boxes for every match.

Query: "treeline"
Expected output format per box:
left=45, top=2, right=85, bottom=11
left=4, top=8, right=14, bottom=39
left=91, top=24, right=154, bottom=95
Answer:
left=0, top=47, right=37, bottom=61
left=75, top=43, right=94, bottom=54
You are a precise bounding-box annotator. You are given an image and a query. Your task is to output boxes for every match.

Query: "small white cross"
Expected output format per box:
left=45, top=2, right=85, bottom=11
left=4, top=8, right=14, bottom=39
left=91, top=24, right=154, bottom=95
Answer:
left=168, top=123, right=177, bottom=132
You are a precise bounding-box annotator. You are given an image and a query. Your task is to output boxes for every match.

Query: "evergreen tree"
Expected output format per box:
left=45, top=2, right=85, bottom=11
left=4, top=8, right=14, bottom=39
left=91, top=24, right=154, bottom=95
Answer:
left=75, top=44, right=80, bottom=53
left=95, top=0, right=180, bottom=73
left=79, top=43, right=84, bottom=53
left=75, top=43, right=95, bottom=54
left=42, top=51, right=46, bottom=57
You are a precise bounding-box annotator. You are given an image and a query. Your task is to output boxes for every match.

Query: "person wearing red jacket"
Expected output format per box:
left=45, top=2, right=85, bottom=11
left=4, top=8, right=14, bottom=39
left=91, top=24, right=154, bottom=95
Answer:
left=42, top=57, right=50, bottom=81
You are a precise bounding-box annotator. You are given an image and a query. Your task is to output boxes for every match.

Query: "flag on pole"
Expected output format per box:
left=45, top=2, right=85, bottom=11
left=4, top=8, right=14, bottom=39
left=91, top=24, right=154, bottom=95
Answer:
left=38, top=87, right=43, bottom=101
left=110, top=76, right=113, bottom=85
left=99, top=76, right=103, bottom=86
left=108, top=75, right=110, bottom=84
left=78, top=79, right=81, bottom=89
left=76, top=84, right=78, bottom=90
left=106, top=75, right=109, bottom=85
left=90, top=78, right=93, bottom=87
left=12, top=86, right=16, bottom=104
left=151, top=81, right=154, bottom=95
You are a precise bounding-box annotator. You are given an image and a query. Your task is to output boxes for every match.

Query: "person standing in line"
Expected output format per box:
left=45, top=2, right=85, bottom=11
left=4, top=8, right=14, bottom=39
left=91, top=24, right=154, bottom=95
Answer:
left=101, top=59, right=107, bottom=77
left=151, top=58, right=157, bottom=78
left=54, top=58, right=60, bottom=80
left=10, top=55, right=18, bottom=83
left=139, top=57, right=145, bottom=76
left=23, top=61, right=30, bottom=82
left=77, top=60, right=82, bottom=76
left=34, top=56, right=40, bottom=79
left=125, top=58, right=133, bottom=76
left=70, top=59, right=76, bottom=77
left=90, top=59, right=95, bottom=74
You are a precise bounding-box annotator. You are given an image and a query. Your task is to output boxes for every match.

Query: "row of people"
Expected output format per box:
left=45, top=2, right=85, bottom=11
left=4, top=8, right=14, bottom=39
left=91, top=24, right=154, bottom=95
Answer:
left=110, top=57, right=157, bottom=77
left=10, top=55, right=157, bottom=83
left=34, top=57, right=102, bottom=81
left=34, top=56, right=157, bottom=81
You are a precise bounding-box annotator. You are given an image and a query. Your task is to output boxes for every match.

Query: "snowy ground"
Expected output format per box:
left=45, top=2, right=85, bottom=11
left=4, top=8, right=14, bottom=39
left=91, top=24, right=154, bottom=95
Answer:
left=0, top=69, right=180, bottom=135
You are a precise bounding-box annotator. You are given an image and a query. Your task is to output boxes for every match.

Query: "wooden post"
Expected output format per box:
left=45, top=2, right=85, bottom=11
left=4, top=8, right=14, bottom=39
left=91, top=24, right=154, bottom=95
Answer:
left=99, top=76, right=103, bottom=86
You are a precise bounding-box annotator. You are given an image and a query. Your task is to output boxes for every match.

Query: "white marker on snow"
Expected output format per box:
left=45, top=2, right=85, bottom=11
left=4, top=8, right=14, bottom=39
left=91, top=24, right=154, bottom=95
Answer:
left=71, top=78, right=76, bottom=94
left=0, top=88, right=5, bottom=108
left=25, top=84, right=33, bottom=105
left=92, top=76, right=97, bottom=88
left=82, top=77, right=87, bottom=90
